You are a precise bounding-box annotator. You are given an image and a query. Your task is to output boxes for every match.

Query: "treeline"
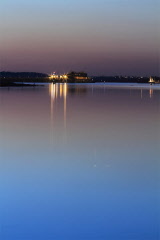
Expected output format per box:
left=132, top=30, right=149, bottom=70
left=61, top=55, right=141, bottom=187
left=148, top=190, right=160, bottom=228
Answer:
left=93, top=76, right=160, bottom=83
left=0, top=71, right=50, bottom=85
left=92, top=76, right=151, bottom=83
left=0, top=71, right=48, bottom=78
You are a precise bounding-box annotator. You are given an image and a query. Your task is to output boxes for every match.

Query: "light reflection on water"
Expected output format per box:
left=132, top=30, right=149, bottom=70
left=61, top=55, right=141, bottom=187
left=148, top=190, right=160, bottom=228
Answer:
left=0, top=83, right=160, bottom=240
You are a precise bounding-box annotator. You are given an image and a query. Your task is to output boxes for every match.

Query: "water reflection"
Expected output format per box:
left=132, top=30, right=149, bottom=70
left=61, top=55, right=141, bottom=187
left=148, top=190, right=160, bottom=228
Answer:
left=49, top=83, right=55, bottom=124
left=141, top=89, right=143, bottom=99
left=139, top=87, right=155, bottom=100
left=49, top=83, right=68, bottom=102
left=60, top=84, right=63, bottom=98
left=150, top=88, right=153, bottom=99
left=0, top=83, right=160, bottom=240
left=49, top=83, right=68, bottom=135
left=63, top=83, right=67, bottom=130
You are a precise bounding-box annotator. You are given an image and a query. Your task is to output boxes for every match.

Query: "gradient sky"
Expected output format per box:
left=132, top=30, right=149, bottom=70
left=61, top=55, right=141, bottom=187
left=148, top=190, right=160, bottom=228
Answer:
left=0, top=0, right=159, bottom=76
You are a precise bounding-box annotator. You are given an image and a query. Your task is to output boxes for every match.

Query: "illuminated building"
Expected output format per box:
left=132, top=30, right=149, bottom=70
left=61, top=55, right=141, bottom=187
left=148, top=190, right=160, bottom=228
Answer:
left=49, top=72, right=59, bottom=80
left=49, top=71, right=90, bottom=82
left=67, top=72, right=89, bottom=81
left=49, top=73, right=68, bottom=81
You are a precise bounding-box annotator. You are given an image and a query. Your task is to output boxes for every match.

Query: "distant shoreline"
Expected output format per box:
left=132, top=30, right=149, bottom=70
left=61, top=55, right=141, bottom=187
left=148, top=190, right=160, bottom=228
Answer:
left=0, top=72, right=160, bottom=86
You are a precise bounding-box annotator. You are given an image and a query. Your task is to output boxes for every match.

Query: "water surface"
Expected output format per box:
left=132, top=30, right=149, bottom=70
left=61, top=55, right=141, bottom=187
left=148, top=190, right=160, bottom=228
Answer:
left=0, top=83, right=160, bottom=240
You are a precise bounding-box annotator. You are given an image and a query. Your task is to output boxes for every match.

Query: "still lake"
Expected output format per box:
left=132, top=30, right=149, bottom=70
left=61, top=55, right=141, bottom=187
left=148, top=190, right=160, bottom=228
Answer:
left=0, top=83, right=160, bottom=240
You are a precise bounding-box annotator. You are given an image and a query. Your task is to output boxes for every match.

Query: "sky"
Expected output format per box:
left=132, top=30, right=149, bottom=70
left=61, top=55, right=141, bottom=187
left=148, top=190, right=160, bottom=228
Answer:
left=0, top=0, right=159, bottom=76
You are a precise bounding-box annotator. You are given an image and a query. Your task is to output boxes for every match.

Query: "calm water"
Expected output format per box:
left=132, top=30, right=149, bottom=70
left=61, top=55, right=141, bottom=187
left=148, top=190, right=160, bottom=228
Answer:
left=0, top=83, right=160, bottom=240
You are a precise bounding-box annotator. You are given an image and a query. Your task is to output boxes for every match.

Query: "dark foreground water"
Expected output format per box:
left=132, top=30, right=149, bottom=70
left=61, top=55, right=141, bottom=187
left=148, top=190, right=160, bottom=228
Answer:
left=0, top=83, right=160, bottom=240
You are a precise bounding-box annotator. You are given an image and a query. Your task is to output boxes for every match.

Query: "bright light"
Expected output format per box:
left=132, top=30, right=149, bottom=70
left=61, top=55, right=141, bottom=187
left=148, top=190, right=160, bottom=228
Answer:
left=49, top=73, right=68, bottom=80
left=49, top=73, right=59, bottom=80
left=63, top=75, right=68, bottom=79
left=149, top=77, right=154, bottom=83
